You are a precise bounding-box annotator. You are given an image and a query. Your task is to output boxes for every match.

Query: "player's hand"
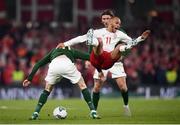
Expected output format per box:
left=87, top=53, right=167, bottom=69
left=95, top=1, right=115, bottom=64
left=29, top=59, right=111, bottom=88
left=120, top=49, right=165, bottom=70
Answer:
left=98, top=72, right=106, bottom=82
left=56, top=43, right=65, bottom=49
left=141, top=30, right=151, bottom=40
left=23, top=79, right=31, bottom=87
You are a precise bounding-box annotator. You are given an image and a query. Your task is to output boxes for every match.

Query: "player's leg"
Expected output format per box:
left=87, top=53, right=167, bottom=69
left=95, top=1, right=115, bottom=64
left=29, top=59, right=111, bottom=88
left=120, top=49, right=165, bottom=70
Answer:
left=60, top=59, right=94, bottom=112
left=130, top=30, right=150, bottom=46
left=77, top=76, right=101, bottom=119
left=117, top=30, right=150, bottom=53
left=111, top=44, right=132, bottom=60
left=60, top=56, right=100, bottom=119
left=115, top=77, right=131, bottom=116
left=30, top=83, right=54, bottom=120
left=92, top=37, right=103, bottom=56
left=86, top=28, right=103, bottom=56
left=30, top=57, right=64, bottom=120
left=110, top=63, right=131, bottom=116
left=92, top=79, right=104, bottom=110
left=77, top=76, right=94, bottom=111
left=92, top=70, right=108, bottom=110
left=86, top=28, right=99, bottom=47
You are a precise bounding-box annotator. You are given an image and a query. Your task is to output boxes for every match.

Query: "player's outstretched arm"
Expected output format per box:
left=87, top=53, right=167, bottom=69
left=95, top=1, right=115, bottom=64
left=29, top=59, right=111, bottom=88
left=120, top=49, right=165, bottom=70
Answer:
left=59, top=35, right=87, bottom=47
left=23, top=79, right=31, bottom=87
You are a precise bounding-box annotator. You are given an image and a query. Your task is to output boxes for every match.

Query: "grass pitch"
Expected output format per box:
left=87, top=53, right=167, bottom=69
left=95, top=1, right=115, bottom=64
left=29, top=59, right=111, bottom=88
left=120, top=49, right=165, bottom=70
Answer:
left=0, top=98, right=180, bottom=124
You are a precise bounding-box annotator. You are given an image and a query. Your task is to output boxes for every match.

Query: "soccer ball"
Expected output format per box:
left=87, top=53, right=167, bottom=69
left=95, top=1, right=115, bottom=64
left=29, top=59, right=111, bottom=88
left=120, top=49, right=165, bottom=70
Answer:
left=53, top=106, right=67, bottom=119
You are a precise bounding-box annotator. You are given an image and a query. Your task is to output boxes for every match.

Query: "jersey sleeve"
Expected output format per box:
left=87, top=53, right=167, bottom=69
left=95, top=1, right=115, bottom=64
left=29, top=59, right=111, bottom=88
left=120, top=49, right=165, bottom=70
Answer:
left=27, top=50, right=53, bottom=81
left=72, top=49, right=90, bottom=61
left=117, top=31, right=132, bottom=43
left=93, top=29, right=102, bottom=38
left=64, top=34, right=87, bottom=46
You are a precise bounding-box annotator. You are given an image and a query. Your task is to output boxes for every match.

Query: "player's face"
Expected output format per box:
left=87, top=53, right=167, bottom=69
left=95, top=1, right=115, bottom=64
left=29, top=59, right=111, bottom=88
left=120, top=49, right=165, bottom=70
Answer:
left=109, top=18, right=121, bottom=32
left=101, top=15, right=112, bottom=28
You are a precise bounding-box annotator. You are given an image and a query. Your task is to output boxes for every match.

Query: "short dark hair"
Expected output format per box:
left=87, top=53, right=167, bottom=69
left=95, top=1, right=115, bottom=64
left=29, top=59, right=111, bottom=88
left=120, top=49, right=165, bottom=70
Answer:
left=101, top=9, right=115, bottom=18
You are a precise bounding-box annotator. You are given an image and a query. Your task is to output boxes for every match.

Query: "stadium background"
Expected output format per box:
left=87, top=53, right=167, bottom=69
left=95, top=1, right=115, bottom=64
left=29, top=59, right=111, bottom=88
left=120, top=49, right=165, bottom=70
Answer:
left=0, top=0, right=180, bottom=99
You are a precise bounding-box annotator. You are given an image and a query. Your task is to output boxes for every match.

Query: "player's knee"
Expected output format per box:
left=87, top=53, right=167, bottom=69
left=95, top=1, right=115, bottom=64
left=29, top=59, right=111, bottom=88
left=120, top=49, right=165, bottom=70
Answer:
left=93, top=84, right=101, bottom=92
left=78, top=83, right=87, bottom=90
left=45, top=83, right=53, bottom=92
left=119, top=85, right=128, bottom=92
left=77, top=77, right=87, bottom=90
left=116, top=77, right=127, bottom=91
left=93, top=79, right=104, bottom=92
left=93, top=87, right=100, bottom=93
left=116, top=82, right=128, bottom=92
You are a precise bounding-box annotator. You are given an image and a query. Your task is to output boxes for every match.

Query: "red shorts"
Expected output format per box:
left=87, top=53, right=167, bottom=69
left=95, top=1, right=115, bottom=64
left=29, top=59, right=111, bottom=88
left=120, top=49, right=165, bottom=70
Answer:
left=90, top=51, right=118, bottom=70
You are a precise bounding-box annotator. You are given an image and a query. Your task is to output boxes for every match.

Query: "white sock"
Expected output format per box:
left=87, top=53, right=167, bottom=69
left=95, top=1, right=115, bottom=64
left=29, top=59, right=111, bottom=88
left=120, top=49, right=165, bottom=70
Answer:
left=129, top=36, right=144, bottom=46
left=119, top=44, right=132, bottom=52
left=123, top=105, right=129, bottom=108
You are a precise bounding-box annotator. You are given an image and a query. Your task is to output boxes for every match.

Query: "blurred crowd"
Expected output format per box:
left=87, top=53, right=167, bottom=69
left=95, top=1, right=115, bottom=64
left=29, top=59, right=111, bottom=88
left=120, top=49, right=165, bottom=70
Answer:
left=0, top=18, right=180, bottom=89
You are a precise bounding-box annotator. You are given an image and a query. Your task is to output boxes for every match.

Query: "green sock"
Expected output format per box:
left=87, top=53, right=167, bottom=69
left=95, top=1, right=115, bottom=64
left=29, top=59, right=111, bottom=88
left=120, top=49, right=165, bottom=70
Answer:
left=81, top=88, right=95, bottom=111
left=34, top=90, right=50, bottom=113
left=121, top=90, right=129, bottom=105
left=92, top=92, right=100, bottom=110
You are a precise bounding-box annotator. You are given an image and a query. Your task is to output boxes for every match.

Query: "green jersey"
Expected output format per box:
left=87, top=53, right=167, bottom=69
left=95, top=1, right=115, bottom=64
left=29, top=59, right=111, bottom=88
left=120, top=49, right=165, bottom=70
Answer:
left=27, top=48, right=90, bottom=81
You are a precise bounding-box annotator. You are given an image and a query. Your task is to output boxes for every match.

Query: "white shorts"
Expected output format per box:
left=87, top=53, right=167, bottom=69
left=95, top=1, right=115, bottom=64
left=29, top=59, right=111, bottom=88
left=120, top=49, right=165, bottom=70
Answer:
left=93, top=62, right=126, bottom=79
left=45, top=55, right=81, bottom=84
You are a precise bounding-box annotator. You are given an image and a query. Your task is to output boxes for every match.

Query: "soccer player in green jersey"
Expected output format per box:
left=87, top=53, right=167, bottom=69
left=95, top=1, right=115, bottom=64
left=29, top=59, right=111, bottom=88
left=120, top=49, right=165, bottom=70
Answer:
left=23, top=47, right=100, bottom=120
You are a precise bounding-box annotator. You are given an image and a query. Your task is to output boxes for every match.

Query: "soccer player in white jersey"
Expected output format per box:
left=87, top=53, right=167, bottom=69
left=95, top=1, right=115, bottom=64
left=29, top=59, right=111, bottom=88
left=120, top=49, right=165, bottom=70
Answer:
left=93, top=9, right=132, bottom=116
left=86, top=10, right=134, bottom=116
left=56, top=14, right=150, bottom=116
left=58, top=17, right=149, bottom=72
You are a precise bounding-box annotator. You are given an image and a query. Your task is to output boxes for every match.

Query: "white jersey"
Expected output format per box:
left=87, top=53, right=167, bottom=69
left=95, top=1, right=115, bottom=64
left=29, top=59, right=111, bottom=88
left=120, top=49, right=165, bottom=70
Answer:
left=64, top=28, right=132, bottom=52
left=93, top=28, right=132, bottom=52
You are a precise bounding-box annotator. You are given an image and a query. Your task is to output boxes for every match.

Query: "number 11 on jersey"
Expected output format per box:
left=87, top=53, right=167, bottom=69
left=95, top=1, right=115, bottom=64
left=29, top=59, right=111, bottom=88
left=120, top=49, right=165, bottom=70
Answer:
left=106, top=37, right=111, bottom=44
